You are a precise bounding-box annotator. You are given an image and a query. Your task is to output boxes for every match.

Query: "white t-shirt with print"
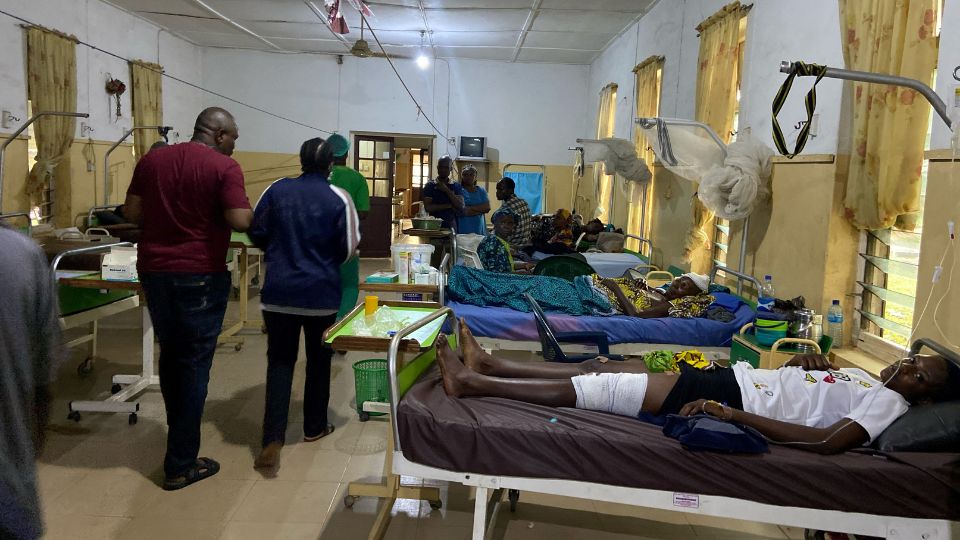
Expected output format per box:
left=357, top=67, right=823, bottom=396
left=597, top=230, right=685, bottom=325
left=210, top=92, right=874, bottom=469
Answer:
left=731, top=363, right=909, bottom=442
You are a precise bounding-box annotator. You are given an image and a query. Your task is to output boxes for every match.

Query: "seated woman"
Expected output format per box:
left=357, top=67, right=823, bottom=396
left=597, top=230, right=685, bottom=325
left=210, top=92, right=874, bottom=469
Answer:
left=436, top=319, right=960, bottom=454
left=477, top=208, right=535, bottom=274
left=595, top=272, right=713, bottom=318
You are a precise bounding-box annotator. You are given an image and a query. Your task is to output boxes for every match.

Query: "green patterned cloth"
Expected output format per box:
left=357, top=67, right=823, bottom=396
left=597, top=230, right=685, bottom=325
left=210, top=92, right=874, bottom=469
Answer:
left=447, top=266, right=611, bottom=316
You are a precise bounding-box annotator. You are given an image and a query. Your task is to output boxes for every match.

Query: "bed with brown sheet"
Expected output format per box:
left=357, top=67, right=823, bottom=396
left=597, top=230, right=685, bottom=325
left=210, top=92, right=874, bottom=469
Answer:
left=394, top=370, right=959, bottom=538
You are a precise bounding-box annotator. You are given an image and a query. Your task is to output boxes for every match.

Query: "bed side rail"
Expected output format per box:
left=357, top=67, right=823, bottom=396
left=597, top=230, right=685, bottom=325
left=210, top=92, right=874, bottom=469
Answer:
left=624, top=234, right=652, bottom=259
left=709, top=265, right=762, bottom=299
left=388, top=307, right=458, bottom=453
left=909, top=338, right=960, bottom=367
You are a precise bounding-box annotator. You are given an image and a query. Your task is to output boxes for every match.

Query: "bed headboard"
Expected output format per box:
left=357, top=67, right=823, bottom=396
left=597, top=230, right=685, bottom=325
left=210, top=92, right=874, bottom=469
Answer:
left=710, top=265, right=762, bottom=305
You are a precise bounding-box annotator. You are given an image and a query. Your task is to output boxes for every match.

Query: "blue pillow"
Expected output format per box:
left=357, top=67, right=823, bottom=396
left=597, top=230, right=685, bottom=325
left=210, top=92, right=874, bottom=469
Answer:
left=709, top=292, right=746, bottom=313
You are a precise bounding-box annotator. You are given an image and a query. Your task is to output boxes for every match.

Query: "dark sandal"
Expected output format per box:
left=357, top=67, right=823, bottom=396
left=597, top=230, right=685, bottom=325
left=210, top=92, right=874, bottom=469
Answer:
left=303, top=424, right=335, bottom=442
left=162, top=457, right=220, bottom=491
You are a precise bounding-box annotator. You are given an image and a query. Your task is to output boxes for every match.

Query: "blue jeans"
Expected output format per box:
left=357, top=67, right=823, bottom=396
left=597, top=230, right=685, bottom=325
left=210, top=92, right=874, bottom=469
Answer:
left=261, top=310, right=336, bottom=447
left=140, top=272, right=230, bottom=478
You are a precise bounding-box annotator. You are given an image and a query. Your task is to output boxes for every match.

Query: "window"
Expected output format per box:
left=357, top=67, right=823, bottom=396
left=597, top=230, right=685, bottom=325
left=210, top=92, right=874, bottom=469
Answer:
left=595, top=83, right=617, bottom=223
left=411, top=148, right=431, bottom=189
left=630, top=57, right=664, bottom=253
left=24, top=101, right=48, bottom=226
left=856, top=113, right=933, bottom=351
left=711, top=27, right=747, bottom=270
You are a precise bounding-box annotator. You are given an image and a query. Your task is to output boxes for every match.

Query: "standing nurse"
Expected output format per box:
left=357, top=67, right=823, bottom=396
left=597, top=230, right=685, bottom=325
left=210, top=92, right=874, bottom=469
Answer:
left=326, top=134, right=370, bottom=319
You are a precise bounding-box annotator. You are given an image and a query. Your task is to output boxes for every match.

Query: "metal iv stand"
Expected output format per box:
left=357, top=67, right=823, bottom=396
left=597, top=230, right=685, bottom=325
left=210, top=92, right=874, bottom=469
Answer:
left=98, top=125, right=172, bottom=209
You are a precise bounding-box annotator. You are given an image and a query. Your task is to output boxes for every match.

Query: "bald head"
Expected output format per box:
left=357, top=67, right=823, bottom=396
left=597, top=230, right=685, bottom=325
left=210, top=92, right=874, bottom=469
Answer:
left=192, top=107, right=239, bottom=156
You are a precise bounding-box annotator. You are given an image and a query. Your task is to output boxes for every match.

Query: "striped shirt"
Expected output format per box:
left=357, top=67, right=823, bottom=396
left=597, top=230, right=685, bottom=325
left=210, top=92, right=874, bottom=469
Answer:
left=501, top=195, right=532, bottom=248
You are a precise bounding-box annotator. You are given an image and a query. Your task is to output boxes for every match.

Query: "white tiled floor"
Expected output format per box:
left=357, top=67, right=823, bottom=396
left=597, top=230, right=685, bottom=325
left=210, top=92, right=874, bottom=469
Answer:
left=39, top=259, right=809, bottom=539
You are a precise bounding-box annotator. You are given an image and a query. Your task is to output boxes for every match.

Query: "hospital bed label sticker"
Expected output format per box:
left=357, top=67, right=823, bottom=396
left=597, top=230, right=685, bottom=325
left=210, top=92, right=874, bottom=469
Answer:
left=673, top=493, right=699, bottom=509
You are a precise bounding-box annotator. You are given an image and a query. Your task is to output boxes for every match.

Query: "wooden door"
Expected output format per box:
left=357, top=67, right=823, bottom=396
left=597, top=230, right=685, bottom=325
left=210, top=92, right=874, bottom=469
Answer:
left=354, top=135, right=394, bottom=257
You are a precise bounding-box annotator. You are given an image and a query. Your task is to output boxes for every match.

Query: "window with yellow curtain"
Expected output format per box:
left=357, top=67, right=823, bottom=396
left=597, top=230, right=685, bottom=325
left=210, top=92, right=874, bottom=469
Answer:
left=129, top=60, right=164, bottom=161
left=25, top=26, right=78, bottom=227
left=711, top=20, right=748, bottom=270
left=683, top=1, right=750, bottom=274
left=594, top=83, right=617, bottom=222
left=629, top=56, right=664, bottom=254
left=846, top=0, right=942, bottom=355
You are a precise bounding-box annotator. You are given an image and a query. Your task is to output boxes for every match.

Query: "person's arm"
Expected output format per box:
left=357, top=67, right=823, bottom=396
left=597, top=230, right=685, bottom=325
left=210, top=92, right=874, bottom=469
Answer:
left=783, top=354, right=837, bottom=371
left=680, top=399, right=869, bottom=455
left=438, top=182, right=465, bottom=211
left=247, top=189, right=270, bottom=249
left=33, top=248, right=62, bottom=455
left=423, top=196, right=453, bottom=213
left=123, top=194, right=143, bottom=226
left=353, top=175, right=370, bottom=220
left=600, top=278, right=648, bottom=317
left=221, top=162, right=253, bottom=232
left=463, top=200, right=491, bottom=216
left=334, top=187, right=362, bottom=264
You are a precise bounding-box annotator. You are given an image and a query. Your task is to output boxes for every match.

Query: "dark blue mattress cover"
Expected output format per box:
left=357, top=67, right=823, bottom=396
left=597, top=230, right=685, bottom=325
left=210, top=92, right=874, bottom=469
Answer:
left=448, top=301, right=755, bottom=347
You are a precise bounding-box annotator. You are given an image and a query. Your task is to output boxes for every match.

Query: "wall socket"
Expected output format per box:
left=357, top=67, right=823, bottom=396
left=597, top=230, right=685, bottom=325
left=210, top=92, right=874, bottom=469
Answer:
left=1, top=110, right=14, bottom=130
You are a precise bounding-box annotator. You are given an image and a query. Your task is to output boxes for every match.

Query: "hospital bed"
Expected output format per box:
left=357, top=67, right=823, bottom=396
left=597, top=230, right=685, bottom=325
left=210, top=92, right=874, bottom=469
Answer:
left=384, top=309, right=958, bottom=540
left=447, top=264, right=759, bottom=357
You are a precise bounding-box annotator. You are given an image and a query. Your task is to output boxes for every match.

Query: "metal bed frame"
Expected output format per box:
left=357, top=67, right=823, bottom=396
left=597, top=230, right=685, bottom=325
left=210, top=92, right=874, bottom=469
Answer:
left=381, top=310, right=956, bottom=540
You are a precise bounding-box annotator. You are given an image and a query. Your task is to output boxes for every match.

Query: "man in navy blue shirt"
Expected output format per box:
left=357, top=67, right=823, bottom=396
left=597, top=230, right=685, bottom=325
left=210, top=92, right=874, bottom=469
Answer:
left=421, top=155, right=465, bottom=230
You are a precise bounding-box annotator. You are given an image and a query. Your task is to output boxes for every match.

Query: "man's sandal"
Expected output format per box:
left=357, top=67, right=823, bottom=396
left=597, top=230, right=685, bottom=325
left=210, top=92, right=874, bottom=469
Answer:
left=162, top=457, right=220, bottom=491
left=303, top=424, right=335, bottom=442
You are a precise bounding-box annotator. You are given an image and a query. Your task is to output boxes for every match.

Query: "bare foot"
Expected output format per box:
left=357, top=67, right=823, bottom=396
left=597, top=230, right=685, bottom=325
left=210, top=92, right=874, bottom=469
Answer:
left=436, top=334, right=469, bottom=398
left=459, top=318, right=496, bottom=375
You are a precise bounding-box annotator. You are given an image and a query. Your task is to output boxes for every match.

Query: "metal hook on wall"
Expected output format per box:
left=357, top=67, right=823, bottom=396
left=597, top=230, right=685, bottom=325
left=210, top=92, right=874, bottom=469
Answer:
left=953, top=65, right=960, bottom=82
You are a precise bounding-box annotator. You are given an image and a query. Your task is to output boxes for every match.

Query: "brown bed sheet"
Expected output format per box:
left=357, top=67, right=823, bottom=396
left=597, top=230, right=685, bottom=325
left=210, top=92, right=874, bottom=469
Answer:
left=398, top=371, right=960, bottom=520
left=39, top=237, right=124, bottom=271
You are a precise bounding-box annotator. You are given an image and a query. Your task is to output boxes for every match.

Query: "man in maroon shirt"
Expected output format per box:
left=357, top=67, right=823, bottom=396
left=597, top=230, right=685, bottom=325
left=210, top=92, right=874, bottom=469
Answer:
left=124, top=107, right=252, bottom=490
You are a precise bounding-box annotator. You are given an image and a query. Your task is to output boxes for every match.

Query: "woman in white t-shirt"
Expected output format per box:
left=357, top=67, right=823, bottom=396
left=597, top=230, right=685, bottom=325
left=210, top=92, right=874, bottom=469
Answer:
left=437, top=319, right=960, bottom=454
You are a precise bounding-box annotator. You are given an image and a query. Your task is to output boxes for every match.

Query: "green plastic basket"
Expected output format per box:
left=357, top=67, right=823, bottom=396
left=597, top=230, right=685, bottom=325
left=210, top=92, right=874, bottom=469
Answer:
left=352, top=359, right=389, bottom=420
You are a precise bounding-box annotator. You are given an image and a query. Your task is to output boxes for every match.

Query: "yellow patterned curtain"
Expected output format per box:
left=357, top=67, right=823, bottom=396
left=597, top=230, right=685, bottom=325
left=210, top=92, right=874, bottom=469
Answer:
left=840, top=0, right=939, bottom=231
left=629, top=56, right=664, bottom=252
left=594, top=83, right=617, bottom=221
left=682, top=2, right=746, bottom=271
left=25, top=26, right=78, bottom=226
left=129, top=60, right=164, bottom=160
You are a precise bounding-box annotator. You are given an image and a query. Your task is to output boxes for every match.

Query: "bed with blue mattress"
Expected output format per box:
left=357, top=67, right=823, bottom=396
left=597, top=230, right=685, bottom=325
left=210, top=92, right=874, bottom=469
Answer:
left=448, top=300, right=755, bottom=353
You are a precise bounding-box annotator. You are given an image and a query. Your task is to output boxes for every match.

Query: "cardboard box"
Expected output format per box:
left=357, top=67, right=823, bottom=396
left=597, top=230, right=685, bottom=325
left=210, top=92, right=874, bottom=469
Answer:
left=101, top=245, right=138, bottom=281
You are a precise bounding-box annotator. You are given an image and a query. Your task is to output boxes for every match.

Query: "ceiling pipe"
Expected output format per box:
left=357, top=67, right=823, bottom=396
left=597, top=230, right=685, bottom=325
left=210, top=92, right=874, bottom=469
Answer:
left=415, top=0, right=437, bottom=54
left=510, top=0, right=543, bottom=63
left=304, top=1, right=353, bottom=50
left=188, top=0, right=284, bottom=51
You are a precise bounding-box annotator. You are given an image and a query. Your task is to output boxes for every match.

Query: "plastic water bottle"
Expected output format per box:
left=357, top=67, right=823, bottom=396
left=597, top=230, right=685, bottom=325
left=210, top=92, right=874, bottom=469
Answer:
left=758, top=275, right=775, bottom=312
left=827, top=299, right=844, bottom=349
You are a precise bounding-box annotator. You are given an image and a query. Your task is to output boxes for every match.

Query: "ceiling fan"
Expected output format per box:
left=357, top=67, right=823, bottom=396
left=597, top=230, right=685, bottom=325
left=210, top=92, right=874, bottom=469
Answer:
left=349, top=15, right=411, bottom=59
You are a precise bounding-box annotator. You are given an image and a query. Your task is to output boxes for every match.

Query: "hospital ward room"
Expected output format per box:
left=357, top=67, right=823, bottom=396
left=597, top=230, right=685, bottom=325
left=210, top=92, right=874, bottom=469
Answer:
left=3, top=0, right=960, bottom=539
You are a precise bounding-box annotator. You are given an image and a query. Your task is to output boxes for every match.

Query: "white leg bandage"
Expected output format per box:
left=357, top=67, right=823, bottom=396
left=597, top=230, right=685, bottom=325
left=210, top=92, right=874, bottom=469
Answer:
left=571, top=372, right=648, bottom=417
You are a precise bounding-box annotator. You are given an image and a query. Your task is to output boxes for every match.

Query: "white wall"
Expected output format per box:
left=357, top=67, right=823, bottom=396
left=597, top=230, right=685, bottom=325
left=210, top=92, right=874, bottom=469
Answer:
left=0, top=0, right=202, bottom=141
left=932, top=0, right=960, bottom=149
left=201, top=49, right=589, bottom=165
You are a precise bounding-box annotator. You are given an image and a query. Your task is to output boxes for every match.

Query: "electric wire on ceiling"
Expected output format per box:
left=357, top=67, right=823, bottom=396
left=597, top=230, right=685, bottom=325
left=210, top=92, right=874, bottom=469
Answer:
left=0, top=6, right=450, bottom=143
left=0, top=8, right=335, bottom=134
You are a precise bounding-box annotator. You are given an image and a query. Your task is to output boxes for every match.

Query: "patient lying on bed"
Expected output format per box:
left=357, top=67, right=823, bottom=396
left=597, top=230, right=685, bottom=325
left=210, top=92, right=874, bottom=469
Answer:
left=595, top=272, right=713, bottom=318
left=437, top=319, right=960, bottom=454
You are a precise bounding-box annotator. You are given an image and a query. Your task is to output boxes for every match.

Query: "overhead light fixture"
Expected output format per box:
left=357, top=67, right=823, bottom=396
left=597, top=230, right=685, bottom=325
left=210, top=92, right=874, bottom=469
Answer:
left=416, top=30, right=430, bottom=70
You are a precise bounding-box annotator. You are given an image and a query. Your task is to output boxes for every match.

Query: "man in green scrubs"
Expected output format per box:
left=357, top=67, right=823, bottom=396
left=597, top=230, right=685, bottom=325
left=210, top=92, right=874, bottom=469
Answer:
left=326, top=134, right=369, bottom=319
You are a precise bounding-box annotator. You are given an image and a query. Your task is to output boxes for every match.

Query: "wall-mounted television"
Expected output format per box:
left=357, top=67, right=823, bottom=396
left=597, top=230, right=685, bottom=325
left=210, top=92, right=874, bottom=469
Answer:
left=458, top=136, right=487, bottom=160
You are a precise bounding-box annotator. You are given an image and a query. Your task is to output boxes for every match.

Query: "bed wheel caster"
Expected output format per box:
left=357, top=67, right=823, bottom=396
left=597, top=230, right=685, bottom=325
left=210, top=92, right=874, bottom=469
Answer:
left=508, top=489, right=520, bottom=512
left=232, top=288, right=240, bottom=300
left=111, top=383, right=122, bottom=395
left=68, top=411, right=81, bottom=422
left=343, top=495, right=357, bottom=508
left=77, top=358, right=94, bottom=377
left=128, top=413, right=138, bottom=425
left=261, top=325, right=267, bottom=334
left=358, top=412, right=370, bottom=422
left=234, top=343, right=243, bottom=352
left=429, top=499, right=442, bottom=510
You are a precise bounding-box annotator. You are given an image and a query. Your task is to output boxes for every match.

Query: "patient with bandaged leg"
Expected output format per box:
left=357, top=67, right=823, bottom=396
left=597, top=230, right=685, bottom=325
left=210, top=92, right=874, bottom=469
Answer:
left=438, top=319, right=960, bottom=454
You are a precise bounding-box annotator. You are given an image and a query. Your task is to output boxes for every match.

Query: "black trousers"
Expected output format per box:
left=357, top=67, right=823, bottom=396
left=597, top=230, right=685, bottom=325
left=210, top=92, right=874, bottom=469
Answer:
left=140, top=272, right=231, bottom=478
left=261, top=310, right=337, bottom=446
